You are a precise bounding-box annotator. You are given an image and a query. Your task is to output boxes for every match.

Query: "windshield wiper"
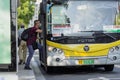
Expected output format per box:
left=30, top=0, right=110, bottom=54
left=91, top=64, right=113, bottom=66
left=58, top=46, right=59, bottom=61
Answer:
left=80, top=30, right=104, bottom=32
left=93, top=32, right=116, bottom=40
left=54, top=36, right=68, bottom=41
left=102, top=33, right=116, bottom=40
left=79, top=30, right=116, bottom=40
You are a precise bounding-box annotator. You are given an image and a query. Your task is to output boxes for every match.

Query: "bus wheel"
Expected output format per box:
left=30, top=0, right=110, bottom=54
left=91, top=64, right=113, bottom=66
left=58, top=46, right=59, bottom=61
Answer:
left=41, top=63, right=44, bottom=68
left=104, top=64, right=114, bottom=71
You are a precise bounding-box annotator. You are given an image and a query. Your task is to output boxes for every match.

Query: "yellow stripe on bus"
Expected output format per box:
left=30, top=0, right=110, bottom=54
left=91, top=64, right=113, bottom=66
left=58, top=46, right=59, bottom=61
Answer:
left=47, top=40, right=120, bottom=57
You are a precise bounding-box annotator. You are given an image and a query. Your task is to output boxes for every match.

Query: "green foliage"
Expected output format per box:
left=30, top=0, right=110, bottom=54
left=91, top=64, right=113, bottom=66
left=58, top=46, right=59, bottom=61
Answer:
left=17, top=0, right=35, bottom=28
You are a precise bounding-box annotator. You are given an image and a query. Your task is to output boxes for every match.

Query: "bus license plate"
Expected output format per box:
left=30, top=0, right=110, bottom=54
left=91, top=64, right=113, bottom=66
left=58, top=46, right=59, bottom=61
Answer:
left=78, top=59, right=94, bottom=65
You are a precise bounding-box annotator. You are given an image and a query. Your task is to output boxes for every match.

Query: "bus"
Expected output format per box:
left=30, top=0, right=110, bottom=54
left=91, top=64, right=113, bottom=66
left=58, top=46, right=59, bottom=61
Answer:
left=39, top=0, right=120, bottom=72
left=0, top=0, right=16, bottom=71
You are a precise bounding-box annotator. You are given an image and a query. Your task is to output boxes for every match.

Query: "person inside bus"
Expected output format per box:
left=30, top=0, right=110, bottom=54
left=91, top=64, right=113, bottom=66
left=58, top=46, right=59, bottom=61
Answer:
left=24, top=20, right=42, bottom=70
left=18, top=25, right=27, bottom=65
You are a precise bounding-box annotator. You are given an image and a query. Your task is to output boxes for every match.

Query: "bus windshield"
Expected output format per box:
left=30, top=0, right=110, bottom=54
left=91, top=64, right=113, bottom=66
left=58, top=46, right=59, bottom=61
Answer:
left=47, top=0, right=118, bottom=36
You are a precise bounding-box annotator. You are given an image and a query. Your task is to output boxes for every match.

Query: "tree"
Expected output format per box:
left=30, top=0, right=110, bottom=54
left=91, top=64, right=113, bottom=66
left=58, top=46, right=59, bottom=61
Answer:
left=17, top=0, right=35, bottom=28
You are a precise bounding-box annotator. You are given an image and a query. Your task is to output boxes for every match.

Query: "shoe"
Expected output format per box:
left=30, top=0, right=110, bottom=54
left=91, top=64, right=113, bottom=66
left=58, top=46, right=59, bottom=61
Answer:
left=18, top=60, right=23, bottom=65
left=24, top=66, right=32, bottom=70
left=23, top=62, right=25, bottom=64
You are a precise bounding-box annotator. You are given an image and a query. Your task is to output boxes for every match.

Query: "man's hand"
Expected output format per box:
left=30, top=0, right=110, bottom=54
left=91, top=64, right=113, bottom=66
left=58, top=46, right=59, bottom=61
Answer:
left=36, top=29, right=42, bottom=33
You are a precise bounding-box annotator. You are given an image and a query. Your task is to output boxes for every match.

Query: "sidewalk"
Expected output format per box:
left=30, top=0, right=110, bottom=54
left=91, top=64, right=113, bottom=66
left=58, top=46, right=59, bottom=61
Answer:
left=18, top=64, right=36, bottom=80
left=0, top=72, right=18, bottom=80
left=17, top=50, right=39, bottom=80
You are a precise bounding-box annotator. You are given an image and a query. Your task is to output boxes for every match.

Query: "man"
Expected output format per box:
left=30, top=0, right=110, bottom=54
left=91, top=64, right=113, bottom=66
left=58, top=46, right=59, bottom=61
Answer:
left=18, top=25, right=27, bottom=65
left=24, top=20, right=42, bottom=70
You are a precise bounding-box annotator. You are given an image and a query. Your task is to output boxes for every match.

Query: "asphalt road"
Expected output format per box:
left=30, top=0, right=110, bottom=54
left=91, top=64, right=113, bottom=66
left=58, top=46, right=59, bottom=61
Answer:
left=33, top=56, right=120, bottom=80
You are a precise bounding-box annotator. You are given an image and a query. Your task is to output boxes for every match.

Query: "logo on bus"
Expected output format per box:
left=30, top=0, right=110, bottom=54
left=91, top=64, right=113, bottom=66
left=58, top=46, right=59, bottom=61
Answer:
left=84, top=45, right=89, bottom=52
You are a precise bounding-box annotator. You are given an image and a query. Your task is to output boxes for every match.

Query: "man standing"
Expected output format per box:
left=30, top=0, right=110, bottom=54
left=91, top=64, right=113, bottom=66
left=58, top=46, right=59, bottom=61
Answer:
left=18, top=25, right=27, bottom=65
left=24, top=20, right=42, bottom=70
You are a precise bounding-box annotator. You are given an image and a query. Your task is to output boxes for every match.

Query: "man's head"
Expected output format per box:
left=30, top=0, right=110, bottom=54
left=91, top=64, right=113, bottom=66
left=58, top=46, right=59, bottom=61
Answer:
left=34, top=20, right=40, bottom=28
left=21, top=25, right=24, bottom=28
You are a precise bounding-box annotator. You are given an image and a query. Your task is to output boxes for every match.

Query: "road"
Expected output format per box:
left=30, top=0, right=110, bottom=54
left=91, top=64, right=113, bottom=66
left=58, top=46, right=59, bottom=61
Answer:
left=32, top=55, right=120, bottom=80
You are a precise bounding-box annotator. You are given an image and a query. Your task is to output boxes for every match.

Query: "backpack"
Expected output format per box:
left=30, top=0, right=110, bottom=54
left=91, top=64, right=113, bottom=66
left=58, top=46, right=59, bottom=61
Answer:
left=21, top=28, right=32, bottom=41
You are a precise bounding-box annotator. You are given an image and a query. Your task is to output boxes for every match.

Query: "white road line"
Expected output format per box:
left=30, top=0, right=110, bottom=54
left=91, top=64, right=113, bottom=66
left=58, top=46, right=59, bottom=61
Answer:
left=88, top=77, right=109, bottom=80
left=88, top=77, right=120, bottom=80
left=109, top=78, right=120, bottom=80
left=31, top=57, right=46, bottom=80
left=115, top=65, right=120, bottom=68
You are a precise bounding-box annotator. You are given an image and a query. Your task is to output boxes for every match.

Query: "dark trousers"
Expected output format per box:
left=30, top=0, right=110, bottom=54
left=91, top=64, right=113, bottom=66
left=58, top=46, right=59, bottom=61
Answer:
left=25, top=43, right=42, bottom=67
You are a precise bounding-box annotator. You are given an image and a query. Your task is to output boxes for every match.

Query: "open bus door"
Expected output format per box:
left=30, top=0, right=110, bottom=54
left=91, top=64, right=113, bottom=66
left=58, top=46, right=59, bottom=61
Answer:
left=39, top=0, right=70, bottom=72
left=0, top=0, right=17, bottom=71
left=39, top=0, right=47, bottom=69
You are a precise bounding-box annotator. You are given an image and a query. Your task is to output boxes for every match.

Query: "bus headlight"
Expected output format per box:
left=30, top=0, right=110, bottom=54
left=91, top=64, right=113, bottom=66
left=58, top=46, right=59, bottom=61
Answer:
left=52, top=48, right=57, bottom=52
left=47, top=46, right=65, bottom=65
left=109, top=45, right=120, bottom=55
left=58, top=49, right=63, bottom=54
left=47, top=46, right=64, bottom=55
left=48, top=46, right=53, bottom=52
left=115, top=46, right=119, bottom=51
left=109, top=48, right=114, bottom=53
left=107, top=45, right=120, bottom=61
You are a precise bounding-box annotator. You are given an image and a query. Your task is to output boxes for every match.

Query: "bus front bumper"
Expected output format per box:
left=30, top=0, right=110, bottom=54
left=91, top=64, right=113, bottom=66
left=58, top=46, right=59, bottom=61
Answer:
left=47, top=55, right=120, bottom=66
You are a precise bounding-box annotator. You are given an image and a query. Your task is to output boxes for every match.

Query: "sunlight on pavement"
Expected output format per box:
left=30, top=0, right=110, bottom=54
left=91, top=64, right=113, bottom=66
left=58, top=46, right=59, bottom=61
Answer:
left=0, top=73, right=18, bottom=80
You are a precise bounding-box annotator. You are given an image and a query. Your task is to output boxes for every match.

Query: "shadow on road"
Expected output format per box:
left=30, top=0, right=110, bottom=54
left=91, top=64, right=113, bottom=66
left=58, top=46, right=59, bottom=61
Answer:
left=39, top=66, right=117, bottom=75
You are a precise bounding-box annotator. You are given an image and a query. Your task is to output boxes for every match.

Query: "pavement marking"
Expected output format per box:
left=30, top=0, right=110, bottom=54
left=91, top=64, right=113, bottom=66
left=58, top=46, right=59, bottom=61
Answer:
left=88, top=77, right=110, bottom=80
left=109, top=78, right=120, bottom=80
left=31, top=57, right=46, bottom=80
left=88, top=77, right=120, bottom=80
left=115, top=65, right=120, bottom=68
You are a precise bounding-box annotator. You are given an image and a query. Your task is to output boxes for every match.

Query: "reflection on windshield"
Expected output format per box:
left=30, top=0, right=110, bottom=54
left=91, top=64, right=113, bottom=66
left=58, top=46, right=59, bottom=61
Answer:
left=47, top=1, right=118, bottom=36
left=67, top=1, right=117, bottom=31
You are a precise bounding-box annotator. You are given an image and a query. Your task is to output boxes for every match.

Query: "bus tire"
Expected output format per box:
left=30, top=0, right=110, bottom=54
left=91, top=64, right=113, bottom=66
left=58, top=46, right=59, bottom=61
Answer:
left=104, top=64, right=114, bottom=71
left=40, top=63, right=44, bottom=68
left=46, top=66, right=54, bottom=73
